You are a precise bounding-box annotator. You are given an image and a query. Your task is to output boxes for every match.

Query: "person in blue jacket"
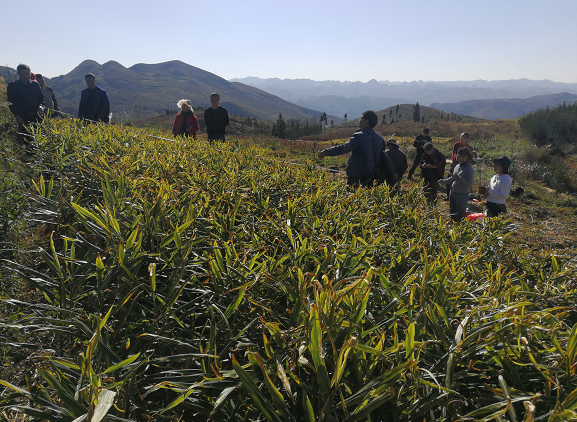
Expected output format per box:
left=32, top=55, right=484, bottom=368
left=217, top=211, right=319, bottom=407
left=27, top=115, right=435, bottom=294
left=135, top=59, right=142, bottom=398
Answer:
left=78, top=73, right=110, bottom=123
left=318, top=110, right=384, bottom=188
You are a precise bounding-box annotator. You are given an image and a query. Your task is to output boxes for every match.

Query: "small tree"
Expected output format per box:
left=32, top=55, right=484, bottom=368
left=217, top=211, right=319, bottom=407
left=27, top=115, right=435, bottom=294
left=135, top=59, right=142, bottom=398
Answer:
left=272, top=112, right=287, bottom=138
left=412, top=102, right=421, bottom=123
left=344, top=113, right=348, bottom=122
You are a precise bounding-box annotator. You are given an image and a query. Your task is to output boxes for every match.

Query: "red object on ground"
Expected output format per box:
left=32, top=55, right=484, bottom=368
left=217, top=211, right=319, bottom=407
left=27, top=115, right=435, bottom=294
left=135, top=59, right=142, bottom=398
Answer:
left=466, top=213, right=485, bottom=222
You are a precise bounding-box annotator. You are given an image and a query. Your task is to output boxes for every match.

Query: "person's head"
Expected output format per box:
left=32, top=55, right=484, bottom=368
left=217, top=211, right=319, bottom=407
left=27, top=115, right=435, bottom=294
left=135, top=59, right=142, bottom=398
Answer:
left=210, top=93, right=220, bottom=108
left=493, top=156, right=511, bottom=174
left=386, top=138, right=398, bottom=149
left=424, top=142, right=434, bottom=155
left=360, top=110, right=378, bottom=128
left=456, top=147, right=472, bottom=163
left=36, top=73, right=45, bottom=88
left=177, top=99, right=194, bottom=114
left=17, top=64, right=31, bottom=82
left=85, top=73, right=96, bottom=89
left=460, top=132, right=470, bottom=143
left=422, top=127, right=430, bottom=135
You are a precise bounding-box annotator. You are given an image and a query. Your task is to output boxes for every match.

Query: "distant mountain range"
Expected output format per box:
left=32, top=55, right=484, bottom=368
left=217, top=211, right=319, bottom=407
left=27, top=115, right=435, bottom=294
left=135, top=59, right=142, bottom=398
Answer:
left=431, top=93, right=577, bottom=120
left=1, top=61, right=328, bottom=122
left=231, top=77, right=577, bottom=119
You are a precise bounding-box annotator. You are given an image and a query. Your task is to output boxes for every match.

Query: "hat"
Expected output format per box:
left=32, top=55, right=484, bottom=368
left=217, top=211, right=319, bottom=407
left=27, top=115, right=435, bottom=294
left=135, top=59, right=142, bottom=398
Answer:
left=386, top=138, right=398, bottom=146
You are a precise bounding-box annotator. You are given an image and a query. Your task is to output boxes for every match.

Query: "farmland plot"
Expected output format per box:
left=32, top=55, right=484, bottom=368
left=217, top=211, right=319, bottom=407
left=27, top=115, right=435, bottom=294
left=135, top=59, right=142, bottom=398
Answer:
left=1, top=118, right=577, bottom=421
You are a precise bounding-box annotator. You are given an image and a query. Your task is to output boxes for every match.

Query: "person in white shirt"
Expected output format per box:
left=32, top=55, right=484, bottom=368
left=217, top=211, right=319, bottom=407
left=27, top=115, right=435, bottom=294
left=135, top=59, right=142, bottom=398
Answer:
left=482, top=156, right=512, bottom=217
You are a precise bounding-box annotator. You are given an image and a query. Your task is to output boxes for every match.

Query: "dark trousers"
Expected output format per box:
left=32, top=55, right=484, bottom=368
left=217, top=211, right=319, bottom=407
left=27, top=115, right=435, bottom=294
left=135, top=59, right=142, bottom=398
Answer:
left=408, top=150, right=424, bottom=178
left=423, top=178, right=440, bottom=205
left=486, top=201, right=507, bottom=217
left=347, top=176, right=373, bottom=189
left=207, top=134, right=226, bottom=143
left=449, top=192, right=468, bottom=222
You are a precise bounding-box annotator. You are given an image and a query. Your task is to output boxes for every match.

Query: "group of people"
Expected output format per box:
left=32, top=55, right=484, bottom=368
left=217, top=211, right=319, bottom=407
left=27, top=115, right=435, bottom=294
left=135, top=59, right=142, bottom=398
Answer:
left=318, top=112, right=513, bottom=221
left=7, top=63, right=230, bottom=142
left=171, top=93, right=229, bottom=142
left=8, top=66, right=511, bottom=220
left=7, top=64, right=111, bottom=135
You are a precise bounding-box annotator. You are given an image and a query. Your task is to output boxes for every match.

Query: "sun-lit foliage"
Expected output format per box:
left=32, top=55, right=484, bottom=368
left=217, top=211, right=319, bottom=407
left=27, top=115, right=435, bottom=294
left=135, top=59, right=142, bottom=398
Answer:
left=1, top=118, right=576, bottom=421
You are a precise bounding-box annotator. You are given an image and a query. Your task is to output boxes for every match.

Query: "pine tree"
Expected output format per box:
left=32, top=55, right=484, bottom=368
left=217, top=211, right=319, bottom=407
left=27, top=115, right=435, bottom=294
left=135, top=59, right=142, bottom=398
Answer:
left=273, top=112, right=287, bottom=138
left=412, top=102, right=421, bottom=123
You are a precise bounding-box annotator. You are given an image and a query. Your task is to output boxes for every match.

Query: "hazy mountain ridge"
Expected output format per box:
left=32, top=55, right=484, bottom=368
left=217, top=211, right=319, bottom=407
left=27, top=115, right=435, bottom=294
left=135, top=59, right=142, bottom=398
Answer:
left=2, top=62, right=329, bottom=122
left=431, top=93, right=577, bottom=120
left=231, top=76, right=577, bottom=118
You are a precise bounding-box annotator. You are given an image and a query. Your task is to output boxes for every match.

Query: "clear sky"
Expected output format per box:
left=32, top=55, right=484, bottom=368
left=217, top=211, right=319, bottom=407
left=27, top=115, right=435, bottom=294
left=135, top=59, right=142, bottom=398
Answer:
left=2, top=0, right=577, bottom=83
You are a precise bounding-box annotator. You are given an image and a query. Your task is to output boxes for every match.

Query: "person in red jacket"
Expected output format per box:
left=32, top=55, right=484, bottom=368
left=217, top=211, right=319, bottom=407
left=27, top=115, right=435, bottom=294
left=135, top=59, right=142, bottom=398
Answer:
left=172, top=99, right=199, bottom=139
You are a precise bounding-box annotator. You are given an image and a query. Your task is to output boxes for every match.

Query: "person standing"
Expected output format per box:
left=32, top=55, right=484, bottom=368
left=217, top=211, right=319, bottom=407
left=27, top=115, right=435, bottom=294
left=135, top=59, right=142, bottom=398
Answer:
left=203, top=93, right=229, bottom=142
left=481, top=156, right=512, bottom=217
left=445, top=132, right=475, bottom=200
left=407, top=127, right=432, bottom=179
left=317, top=110, right=384, bottom=188
left=78, top=73, right=110, bottom=123
left=385, top=138, right=408, bottom=187
left=440, top=147, right=475, bottom=221
left=420, top=142, right=446, bottom=204
left=6, top=64, right=45, bottom=133
left=172, top=99, right=199, bottom=139
left=35, top=74, right=60, bottom=117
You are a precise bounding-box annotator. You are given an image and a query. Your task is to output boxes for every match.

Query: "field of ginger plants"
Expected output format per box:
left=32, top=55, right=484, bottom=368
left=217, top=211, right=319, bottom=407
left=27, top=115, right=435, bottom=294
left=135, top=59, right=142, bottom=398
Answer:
left=0, top=115, right=576, bottom=422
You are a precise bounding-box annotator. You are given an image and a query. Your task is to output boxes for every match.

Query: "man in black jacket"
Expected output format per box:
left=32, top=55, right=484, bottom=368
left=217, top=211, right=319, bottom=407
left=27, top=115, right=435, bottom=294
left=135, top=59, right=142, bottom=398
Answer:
left=203, top=93, right=230, bottom=142
left=7, top=64, right=45, bottom=133
left=78, top=73, right=110, bottom=123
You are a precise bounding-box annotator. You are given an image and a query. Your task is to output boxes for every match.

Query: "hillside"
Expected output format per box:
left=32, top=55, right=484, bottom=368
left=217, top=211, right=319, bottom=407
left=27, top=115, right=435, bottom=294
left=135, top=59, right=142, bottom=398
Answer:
left=2, top=61, right=329, bottom=122
left=431, top=92, right=577, bottom=119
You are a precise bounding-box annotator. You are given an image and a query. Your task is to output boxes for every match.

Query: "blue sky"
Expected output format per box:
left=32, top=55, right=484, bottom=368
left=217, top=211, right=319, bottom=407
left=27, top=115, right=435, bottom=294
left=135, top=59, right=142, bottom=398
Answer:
left=3, top=0, right=576, bottom=83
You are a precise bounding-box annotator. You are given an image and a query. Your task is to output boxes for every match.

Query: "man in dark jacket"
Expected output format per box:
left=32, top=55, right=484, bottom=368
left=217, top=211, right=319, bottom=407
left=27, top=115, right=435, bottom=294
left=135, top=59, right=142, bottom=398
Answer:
left=203, top=93, right=229, bottom=142
left=318, top=110, right=384, bottom=188
left=420, top=142, right=446, bottom=204
left=78, top=73, right=110, bottom=123
left=407, top=127, right=432, bottom=179
left=385, top=138, right=408, bottom=187
left=7, top=64, right=45, bottom=133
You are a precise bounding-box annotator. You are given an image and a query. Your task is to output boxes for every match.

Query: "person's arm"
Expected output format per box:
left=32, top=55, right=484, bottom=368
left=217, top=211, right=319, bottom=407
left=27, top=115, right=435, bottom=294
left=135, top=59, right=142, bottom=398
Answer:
left=78, top=91, right=85, bottom=119
left=191, top=115, right=199, bottom=132
left=102, top=92, right=110, bottom=123
left=203, top=109, right=211, bottom=130
left=188, top=115, right=200, bottom=139
left=172, top=115, right=179, bottom=137
left=224, top=109, right=229, bottom=127
left=319, top=135, right=358, bottom=158
left=7, top=83, right=19, bottom=117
